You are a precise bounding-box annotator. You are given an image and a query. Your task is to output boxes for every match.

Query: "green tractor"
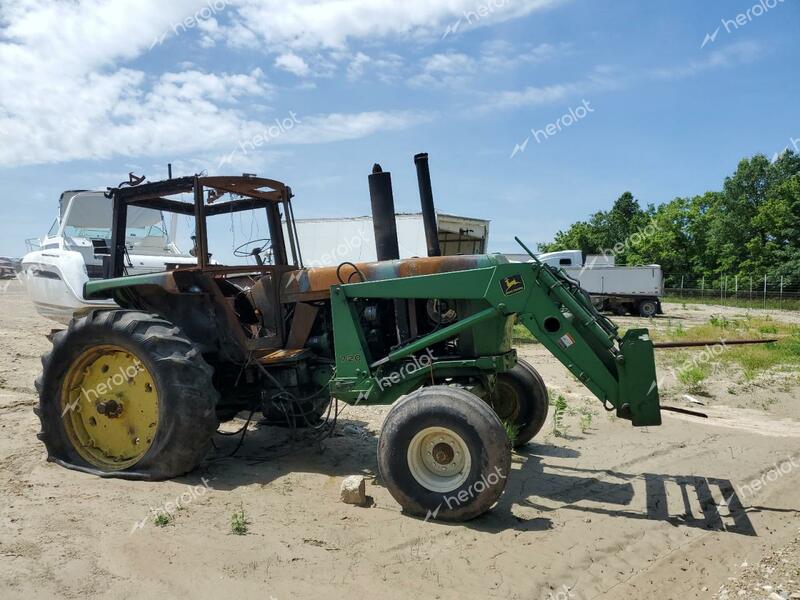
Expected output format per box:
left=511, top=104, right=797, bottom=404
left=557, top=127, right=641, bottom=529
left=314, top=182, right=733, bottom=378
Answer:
left=35, top=157, right=661, bottom=521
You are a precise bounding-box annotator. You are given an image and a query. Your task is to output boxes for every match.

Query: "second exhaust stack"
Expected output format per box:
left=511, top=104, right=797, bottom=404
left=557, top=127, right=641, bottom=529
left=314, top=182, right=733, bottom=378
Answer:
left=414, top=153, right=442, bottom=257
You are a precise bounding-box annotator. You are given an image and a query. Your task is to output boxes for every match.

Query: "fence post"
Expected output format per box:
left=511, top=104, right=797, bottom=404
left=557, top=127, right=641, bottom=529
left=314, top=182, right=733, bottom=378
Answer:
left=764, top=275, right=768, bottom=309
left=680, top=275, right=684, bottom=299
left=721, top=276, right=726, bottom=304
left=749, top=276, right=753, bottom=303
left=780, top=276, right=784, bottom=310
left=734, top=275, right=738, bottom=306
left=701, top=275, right=705, bottom=300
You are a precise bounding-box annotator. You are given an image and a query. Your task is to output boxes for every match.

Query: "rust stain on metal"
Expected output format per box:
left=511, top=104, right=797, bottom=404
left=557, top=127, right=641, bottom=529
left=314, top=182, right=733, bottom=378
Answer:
left=280, top=255, right=487, bottom=302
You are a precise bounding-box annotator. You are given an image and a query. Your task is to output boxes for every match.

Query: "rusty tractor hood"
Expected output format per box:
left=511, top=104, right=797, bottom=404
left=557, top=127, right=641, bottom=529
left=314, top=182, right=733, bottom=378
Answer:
left=280, top=254, right=509, bottom=302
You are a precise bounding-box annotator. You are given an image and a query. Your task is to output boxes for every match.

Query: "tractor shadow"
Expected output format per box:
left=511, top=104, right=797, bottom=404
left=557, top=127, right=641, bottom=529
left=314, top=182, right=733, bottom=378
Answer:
left=188, top=416, right=381, bottom=490
left=180, top=420, right=769, bottom=537
left=472, top=444, right=761, bottom=536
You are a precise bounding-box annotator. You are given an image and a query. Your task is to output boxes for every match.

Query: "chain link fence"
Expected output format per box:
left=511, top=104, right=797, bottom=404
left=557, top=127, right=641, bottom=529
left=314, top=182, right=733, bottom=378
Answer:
left=664, top=274, right=800, bottom=310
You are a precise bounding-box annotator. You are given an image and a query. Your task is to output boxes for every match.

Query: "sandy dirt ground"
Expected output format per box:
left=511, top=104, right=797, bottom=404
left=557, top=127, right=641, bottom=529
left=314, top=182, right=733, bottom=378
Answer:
left=1, top=279, right=798, bottom=600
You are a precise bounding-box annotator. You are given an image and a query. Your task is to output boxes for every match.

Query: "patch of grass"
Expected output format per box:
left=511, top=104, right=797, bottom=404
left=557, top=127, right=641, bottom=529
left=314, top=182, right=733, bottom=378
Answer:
left=579, top=406, right=595, bottom=433
left=503, top=420, right=520, bottom=445
left=656, top=315, right=800, bottom=382
left=153, top=511, right=173, bottom=527
left=230, top=504, right=248, bottom=535
left=708, top=314, right=732, bottom=329
left=676, top=364, right=710, bottom=391
left=512, top=323, right=538, bottom=344
left=552, top=395, right=568, bottom=437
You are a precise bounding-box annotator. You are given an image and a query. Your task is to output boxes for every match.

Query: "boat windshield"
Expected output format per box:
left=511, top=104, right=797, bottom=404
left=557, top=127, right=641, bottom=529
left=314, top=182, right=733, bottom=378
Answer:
left=63, top=193, right=182, bottom=256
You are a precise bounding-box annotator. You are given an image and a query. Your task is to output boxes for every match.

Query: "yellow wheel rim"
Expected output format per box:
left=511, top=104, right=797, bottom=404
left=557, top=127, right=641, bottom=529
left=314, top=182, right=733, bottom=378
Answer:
left=61, top=345, right=159, bottom=470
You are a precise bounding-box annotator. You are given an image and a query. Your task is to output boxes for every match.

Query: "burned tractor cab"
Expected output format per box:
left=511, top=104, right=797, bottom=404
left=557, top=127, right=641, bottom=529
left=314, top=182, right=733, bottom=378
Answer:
left=91, top=175, right=305, bottom=363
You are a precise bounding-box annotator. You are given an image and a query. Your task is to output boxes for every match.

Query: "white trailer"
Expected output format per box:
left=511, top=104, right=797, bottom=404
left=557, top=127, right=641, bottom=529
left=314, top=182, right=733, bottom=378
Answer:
left=288, top=212, right=490, bottom=267
left=509, top=250, right=664, bottom=317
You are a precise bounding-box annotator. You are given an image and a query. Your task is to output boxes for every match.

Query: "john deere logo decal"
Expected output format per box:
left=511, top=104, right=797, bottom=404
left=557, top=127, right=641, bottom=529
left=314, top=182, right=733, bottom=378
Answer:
left=500, top=275, right=525, bottom=296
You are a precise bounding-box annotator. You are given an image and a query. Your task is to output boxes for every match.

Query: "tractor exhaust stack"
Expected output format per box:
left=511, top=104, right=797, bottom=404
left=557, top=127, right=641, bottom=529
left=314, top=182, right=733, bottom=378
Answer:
left=368, top=164, right=401, bottom=262
left=368, top=163, right=409, bottom=342
left=414, top=153, right=442, bottom=257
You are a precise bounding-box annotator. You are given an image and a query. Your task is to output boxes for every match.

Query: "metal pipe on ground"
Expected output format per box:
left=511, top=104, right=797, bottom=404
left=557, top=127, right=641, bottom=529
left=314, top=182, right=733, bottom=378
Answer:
left=652, top=338, right=779, bottom=349
left=414, top=153, right=442, bottom=257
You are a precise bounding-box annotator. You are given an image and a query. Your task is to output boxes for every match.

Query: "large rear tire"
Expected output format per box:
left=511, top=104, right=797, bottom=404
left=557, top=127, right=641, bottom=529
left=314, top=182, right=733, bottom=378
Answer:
left=489, top=359, right=549, bottom=448
left=377, top=386, right=511, bottom=522
left=34, top=310, right=219, bottom=480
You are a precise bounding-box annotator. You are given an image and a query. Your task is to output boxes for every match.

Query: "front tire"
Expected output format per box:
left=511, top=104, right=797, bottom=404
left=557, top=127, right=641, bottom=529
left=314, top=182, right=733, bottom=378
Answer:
left=34, top=310, right=219, bottom=480
left=377, top=386, right=511, bottom=522
left=489, top=360, right=549, bottom=448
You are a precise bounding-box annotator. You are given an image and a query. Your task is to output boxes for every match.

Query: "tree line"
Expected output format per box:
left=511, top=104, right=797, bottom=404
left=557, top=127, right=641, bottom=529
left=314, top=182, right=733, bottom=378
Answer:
left=539, top=151, right=800, bottom=285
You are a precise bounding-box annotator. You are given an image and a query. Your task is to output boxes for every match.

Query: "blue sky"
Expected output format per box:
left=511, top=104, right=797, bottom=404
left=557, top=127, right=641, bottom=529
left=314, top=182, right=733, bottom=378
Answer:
left=1, top=0, right=798, bottom=258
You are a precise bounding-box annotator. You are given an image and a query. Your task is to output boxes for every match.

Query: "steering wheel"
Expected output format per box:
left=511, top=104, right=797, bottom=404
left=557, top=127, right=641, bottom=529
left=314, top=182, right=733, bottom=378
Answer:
left=234, top=238, right=272, bottom=265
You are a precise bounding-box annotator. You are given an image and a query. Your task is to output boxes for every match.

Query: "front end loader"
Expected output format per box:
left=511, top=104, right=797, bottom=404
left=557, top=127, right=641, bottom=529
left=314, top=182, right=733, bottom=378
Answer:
left=34, top=157, right=661, bottom=521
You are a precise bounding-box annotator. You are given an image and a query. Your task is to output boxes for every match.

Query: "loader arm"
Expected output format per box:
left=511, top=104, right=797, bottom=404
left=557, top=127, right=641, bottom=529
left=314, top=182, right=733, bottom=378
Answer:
left=330, top=252, right=661, bottom=426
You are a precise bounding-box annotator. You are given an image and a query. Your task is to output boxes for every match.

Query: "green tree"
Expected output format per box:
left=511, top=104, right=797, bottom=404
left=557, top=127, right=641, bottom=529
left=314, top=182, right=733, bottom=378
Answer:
left=539, top=151, right=800, bottom=285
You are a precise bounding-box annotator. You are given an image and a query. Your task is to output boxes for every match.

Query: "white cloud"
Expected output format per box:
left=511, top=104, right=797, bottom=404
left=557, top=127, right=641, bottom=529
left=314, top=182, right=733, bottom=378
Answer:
left=213, top=0, right=567, bottom=51
left=275, top=52, right=311, bottom=77
left=216, top=110, right=432, bottom=168
left=347, top=52, right=371, bottom=81
left=288, top=111, right=432, bottom=144
left=491, top=83, right=577, bottom=109
left=339, top=51, right=407, bottom=83
left=651, top=41, right=762, bottom=80
left=407, top=41, right=569, bottom=88
left=408, top=52, right=476, bottom=88
left=482, top=42, right=760, bottom=112
left=0, top=1, right=429, bottom=168
left=479, top=40, right=568, bottom=69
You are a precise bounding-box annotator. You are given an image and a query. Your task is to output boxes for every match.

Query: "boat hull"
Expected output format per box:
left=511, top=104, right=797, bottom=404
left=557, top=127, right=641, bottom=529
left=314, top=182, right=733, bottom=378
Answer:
left=18, top=251, right=116, bottom=324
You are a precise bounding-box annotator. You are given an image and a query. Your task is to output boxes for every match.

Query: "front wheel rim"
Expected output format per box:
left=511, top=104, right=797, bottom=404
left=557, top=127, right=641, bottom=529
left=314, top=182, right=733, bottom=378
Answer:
left=60, top=345, right=159, bottom=470
left=407, top=426, right=472, bottom=493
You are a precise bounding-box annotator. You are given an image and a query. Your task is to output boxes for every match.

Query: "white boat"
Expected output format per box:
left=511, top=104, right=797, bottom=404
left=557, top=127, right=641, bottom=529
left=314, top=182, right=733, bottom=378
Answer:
left=19, top=190, right=196, bottom=323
